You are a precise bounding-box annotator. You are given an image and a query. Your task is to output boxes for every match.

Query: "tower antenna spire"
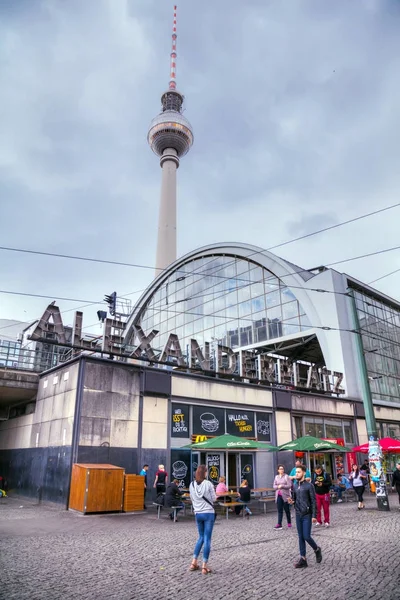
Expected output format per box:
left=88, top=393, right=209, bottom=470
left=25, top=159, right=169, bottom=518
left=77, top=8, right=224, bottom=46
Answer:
left=147, top=4, right=194, bottom=274
left=169, top=5, right=177, bottom=90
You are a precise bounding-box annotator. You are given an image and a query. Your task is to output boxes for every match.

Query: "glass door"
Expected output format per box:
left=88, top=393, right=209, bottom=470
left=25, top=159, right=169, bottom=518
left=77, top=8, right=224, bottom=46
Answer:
left=240, top=453, right=254, bottom=488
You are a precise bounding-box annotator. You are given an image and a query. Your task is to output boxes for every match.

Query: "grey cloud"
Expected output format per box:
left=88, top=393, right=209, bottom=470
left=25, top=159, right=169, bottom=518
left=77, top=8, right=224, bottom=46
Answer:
left=0, top=0, right=400, bottom=328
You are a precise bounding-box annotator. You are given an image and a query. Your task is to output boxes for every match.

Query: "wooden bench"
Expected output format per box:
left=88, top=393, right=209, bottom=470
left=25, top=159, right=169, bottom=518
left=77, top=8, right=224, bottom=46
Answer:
left=258, top=497, right=275, bottom=513
left=218, top=501, right=248, bottom=520
left=152, top=502, right=180, bottom=522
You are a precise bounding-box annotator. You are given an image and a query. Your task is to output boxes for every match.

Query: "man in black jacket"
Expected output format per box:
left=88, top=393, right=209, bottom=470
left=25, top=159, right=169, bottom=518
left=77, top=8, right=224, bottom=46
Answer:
left=288, top=465, right=322, bottom=569
left=164, top=479, right=184, bottom=521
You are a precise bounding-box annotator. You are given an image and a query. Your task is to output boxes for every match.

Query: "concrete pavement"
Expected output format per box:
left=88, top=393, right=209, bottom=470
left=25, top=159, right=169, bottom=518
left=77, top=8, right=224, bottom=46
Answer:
left=1, top=493, right=399, bottom=600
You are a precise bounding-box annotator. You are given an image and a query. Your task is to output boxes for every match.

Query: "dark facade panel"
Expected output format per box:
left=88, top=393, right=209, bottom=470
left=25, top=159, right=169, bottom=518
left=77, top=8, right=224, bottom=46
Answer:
left=142, top=370, right=171, bottom=396
left=274, top=390, right=292, bottom=410
left=0, top=446, right=72, bottom=504
left=354, top=402, right=365, bottom=418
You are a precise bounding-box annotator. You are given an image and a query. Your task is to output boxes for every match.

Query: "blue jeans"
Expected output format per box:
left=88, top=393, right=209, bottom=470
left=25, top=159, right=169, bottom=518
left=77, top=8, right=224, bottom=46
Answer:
left=193, top=513, right=215, bottom=562
left=234, top=500, right=251, bottom=515
left=332, top=485, right=344, bottom=499
left=296, top=514, right=318, bottom=558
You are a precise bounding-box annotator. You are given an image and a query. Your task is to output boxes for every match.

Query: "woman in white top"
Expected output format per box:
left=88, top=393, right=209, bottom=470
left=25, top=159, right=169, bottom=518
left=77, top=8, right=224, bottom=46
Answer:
left=349, top=464, right=368, bottom=509
left=189, top=465, right=217, bottom=574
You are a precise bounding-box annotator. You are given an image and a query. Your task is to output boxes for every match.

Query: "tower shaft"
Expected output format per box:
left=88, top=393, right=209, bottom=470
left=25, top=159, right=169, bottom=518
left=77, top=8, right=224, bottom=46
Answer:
left=156, top=149, right=179, bottom=272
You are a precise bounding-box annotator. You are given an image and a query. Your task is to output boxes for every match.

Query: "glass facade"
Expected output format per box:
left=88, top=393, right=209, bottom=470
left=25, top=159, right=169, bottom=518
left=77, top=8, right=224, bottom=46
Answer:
left=296, top=416, right=354, bottom=446
left=133, top=255, right=311, bottom=358
left=352, top=288, right=400, bottom=404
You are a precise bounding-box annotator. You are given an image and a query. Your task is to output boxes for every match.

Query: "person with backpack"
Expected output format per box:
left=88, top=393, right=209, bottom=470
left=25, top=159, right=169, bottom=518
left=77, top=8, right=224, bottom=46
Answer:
left=312, top=465, right=332, bottom=527
left=189, top=465, right=217, bottom=575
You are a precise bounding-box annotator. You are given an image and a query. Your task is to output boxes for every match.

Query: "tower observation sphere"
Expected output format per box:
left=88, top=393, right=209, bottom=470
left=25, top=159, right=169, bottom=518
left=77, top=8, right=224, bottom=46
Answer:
left=149, top=5, right=194, bottom=274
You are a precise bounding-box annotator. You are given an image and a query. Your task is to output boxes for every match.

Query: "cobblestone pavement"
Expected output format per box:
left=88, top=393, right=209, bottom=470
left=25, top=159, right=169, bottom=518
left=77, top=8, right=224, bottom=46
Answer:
left=1, top=493, right=399, bottom=600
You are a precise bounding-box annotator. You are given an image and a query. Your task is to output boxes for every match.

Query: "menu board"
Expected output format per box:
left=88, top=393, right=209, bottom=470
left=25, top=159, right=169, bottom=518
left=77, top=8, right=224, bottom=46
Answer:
left=226, top=410, right=255, bottom=437
left=256, top=412, right=271, bottom=442
left=171, top=404, right=190, bottom=438
left=171, top=449, right=191, bottom=489
left=206, top=454, right=221, bottom=485
left=193, top=406, right=225, bottom=436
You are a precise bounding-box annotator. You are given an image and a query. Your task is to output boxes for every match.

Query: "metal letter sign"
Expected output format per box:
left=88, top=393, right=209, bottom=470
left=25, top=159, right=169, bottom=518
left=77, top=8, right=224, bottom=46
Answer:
left=29, top=304, right=346, bottom=395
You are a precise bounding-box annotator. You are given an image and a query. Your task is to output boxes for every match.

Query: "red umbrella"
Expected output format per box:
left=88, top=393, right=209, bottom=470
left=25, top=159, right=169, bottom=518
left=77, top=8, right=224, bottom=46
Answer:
left=352, top=437, right=400, bottom=453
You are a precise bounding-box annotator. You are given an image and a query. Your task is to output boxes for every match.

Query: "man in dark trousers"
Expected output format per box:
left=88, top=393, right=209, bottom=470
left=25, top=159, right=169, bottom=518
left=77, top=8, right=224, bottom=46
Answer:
left=139, top=464, right=149, bottom=509
left=288, top=465, right=322, bottom=569
left=313, top=465, right=332, bottom=527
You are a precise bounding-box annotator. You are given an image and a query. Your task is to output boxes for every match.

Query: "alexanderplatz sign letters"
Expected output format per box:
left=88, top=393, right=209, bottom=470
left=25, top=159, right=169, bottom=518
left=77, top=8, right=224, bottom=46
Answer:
left=30, top=304, right=345, bottom=395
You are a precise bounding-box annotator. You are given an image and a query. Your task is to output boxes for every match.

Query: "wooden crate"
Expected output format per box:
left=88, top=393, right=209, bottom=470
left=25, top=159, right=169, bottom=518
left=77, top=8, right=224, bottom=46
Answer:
left=123, top=474, right=145, bottom=512
left=69, top=463, right=125, bottom=514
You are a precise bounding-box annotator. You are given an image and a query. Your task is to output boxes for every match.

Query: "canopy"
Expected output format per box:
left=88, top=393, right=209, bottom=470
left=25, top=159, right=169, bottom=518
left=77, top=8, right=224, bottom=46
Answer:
left=278, top=435, right=351, bottom=452
left=352, top=437, right=400, bottom=453
left=185, top=433, right=277, bottom=451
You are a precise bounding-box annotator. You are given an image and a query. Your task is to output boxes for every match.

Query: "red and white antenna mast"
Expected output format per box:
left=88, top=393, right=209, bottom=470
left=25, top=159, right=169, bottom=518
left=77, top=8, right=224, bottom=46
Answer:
left=169, top=5, right=177, bottom=90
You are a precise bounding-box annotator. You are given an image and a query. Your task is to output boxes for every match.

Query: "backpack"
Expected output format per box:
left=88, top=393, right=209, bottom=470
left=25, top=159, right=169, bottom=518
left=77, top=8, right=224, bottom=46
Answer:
left=155, top=493, right=165, bottom=506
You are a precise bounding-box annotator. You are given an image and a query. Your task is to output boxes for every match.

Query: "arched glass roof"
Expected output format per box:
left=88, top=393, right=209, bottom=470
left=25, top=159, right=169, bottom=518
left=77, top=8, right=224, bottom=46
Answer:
left=126, top=253, right=312, bottom=355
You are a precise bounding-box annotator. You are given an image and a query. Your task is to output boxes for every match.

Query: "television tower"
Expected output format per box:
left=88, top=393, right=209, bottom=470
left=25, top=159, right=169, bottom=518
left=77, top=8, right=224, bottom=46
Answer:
left=148, top=5, right=194, bottom=274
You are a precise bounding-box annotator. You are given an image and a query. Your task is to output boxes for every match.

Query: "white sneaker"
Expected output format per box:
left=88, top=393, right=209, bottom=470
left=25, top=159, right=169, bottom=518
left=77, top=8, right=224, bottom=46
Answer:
left=314, top=522, right=321, bottom=526
left=325, top=523, right=330, bottom=528
left=337, top=499, right=343, bottom=503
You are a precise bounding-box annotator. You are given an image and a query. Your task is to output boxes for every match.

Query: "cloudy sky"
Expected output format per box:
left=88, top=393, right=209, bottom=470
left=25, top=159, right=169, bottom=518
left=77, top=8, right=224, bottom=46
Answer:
left=1, top=0, right=400, bottom=337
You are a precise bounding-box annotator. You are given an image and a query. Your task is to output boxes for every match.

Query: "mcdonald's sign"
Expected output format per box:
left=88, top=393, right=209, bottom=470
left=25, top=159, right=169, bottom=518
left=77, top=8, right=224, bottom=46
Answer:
left=191, top=434, right=208, bottom=443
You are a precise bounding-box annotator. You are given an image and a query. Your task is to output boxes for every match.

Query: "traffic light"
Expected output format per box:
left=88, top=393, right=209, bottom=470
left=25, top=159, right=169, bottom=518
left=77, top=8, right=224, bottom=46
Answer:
left=104, top=292, right=117, bottom=316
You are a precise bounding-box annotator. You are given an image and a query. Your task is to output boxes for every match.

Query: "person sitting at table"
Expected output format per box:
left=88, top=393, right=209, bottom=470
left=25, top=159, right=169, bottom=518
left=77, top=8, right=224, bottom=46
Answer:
left=216, top=476, right=230, bottom=498
left=235, top=479, right=252, bottom=516
left=164, top=479, right=185, bottom=521
left=331, top=473, right=350, bottom=502
left=216, top=476, right=234, bottom=511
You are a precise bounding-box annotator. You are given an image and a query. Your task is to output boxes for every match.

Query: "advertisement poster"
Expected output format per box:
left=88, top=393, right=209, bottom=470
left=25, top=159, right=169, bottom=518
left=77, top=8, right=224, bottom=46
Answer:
left=226, top=410, right=255, bottom=437
left=255, top=412, right=271, bottom=442
left=368, top=439, right=383, bottom=482
left=170, top=404, right=190, bottom=438
left=170, top=449, right=191, bottom=489
left=206, top=454, right=221, bottom=484
left=193, top=406, right=225, bottom=436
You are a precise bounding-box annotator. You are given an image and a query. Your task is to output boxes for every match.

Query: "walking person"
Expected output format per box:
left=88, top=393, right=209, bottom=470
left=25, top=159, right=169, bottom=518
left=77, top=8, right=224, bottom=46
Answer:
left=312, top=465, right=332, bottom=527
left=189, top=465, right=217, bottom=575
left=349, top=464, right=368, bottom=509
left=139, top=464, right=149, bottom=509
left=153, top=464, right=168, bottom=496
left=391, top=461, right=400, bottom=511
left=273, top=465, right=292, bottom=529
left=288, top=464, right=322, bottom=569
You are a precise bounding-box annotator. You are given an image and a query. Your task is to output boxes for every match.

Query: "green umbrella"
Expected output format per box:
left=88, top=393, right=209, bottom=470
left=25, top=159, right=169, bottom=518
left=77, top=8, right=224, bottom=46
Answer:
left=278, top=435, right=351, bottom=452
left=185, top=433, right=277, bottom=451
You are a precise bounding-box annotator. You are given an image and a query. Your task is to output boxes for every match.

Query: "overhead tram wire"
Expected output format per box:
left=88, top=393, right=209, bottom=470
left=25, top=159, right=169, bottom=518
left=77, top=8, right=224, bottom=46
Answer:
left=164, top=202, right=400, bottom=288
left=0, top=201, right=399, bottom=288
left=2, top=242, right=400, bottom=332
left=368, top=267, right=400, bottom=285
left=0, top=286, right=149, bottom=334
left=2, top=239, right=400, bottom=333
